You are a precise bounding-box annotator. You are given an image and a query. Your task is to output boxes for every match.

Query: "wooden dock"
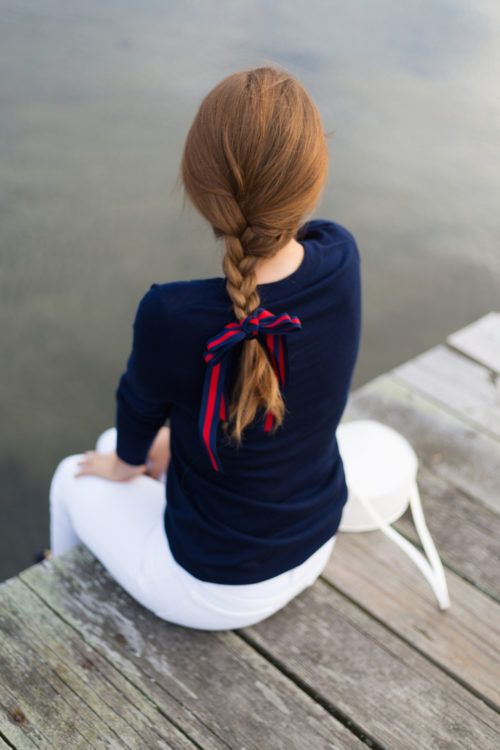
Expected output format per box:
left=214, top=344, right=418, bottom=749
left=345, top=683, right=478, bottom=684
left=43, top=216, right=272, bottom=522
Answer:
left=1, top=312, right=499, bottom=749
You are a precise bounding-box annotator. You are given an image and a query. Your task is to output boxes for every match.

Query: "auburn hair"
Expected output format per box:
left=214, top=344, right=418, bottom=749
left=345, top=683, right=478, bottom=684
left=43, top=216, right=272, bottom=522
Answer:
left=178, top=65, right=329, bottom=447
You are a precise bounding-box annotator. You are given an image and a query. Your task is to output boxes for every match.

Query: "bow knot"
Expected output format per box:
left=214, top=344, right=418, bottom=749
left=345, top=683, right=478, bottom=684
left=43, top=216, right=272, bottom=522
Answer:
left=199, top=306, right=302, bottom=472
left=240, top=314, right=260, bottom=339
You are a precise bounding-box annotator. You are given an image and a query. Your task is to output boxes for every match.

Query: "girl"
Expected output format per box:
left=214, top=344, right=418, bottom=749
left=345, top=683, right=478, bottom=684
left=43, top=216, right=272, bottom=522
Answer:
left=47, top=65, right=362, bottom=631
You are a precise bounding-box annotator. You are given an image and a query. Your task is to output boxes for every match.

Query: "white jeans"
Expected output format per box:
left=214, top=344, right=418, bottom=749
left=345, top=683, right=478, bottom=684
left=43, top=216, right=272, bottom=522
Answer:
left=49, top=427, right=337, bottom=631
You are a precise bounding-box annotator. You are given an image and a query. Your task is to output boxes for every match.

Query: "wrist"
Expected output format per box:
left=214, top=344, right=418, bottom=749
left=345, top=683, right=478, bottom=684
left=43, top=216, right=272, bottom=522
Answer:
left=115, top=453, right=147, bottom=475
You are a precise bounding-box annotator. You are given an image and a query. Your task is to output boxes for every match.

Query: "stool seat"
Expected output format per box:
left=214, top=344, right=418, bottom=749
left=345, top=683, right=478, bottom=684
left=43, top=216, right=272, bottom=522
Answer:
left=336, top=419, right=450, bottom=610
left=338, top=419, right=418, bottom=531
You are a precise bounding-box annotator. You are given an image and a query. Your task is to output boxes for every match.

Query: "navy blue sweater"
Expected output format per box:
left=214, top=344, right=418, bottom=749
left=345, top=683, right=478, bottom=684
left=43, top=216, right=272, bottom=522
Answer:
left=115, top=219, right=362, bottom=584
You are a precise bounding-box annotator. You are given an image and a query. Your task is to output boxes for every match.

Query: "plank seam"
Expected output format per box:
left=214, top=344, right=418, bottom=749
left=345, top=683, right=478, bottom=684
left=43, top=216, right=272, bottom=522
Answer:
left=446, top=341, right=500, bottom=379
left=234, top=629, right=388, bottom=750
left=0, top=730, right=17, bottom=750
left=2, top=585, right=179, bottom=750
left=2, top=627, right=98, bottom=748
left=389, top=370, right=500, bottom=444
left=356, top=488, right=500, bottom=604
left=317, top=574, right=500, bottom=716
left=48, top=668, right=136, bottom=750
left=16, top=577, right=212, bottom=750
left=390, top=517, right=500, bottom=605
left=1, top=677, right=54, bottom=749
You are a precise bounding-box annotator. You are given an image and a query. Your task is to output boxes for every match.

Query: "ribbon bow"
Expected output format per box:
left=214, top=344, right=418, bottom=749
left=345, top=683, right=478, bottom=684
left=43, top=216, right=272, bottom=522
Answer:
left=198, top=306, right=302, bottom=472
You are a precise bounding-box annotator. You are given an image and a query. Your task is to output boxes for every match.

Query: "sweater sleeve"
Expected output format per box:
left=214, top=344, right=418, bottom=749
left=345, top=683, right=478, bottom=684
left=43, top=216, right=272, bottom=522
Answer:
left=114, top=283, right=173, bottom=465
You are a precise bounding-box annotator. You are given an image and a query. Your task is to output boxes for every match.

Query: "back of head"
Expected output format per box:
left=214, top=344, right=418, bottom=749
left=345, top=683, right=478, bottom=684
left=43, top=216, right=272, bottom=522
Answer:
left=179, top=65, right=329, bottom=446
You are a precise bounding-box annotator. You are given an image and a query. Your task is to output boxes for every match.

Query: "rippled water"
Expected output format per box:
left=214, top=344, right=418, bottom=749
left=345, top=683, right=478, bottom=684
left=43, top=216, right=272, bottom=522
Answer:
left=1, top=0, right=499, bottom=579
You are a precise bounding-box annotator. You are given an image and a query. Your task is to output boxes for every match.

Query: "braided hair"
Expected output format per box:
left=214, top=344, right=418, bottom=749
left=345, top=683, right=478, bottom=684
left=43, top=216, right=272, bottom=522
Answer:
left=179, top=65, right=330, bottom=446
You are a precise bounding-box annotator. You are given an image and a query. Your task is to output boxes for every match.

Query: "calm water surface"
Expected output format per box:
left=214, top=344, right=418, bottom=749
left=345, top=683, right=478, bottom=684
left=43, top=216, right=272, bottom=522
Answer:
left=1, top=1, right=499, bottom=579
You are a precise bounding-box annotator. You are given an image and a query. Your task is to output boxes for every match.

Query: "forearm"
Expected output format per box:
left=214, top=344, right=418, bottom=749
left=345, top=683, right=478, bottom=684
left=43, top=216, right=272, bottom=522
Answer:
left=115, top=373, right=170, bottom=466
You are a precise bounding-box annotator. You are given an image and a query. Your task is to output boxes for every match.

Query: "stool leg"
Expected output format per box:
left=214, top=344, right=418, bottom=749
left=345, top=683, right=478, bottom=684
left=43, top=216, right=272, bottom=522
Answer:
left=409, top=482, right=451, bottom=610
left=350, top=484, right=451, bottom=610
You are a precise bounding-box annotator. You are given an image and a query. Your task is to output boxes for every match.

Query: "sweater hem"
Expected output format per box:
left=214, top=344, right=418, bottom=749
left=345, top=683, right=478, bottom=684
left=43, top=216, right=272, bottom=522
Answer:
left=163, top=505, right=346, bottom=586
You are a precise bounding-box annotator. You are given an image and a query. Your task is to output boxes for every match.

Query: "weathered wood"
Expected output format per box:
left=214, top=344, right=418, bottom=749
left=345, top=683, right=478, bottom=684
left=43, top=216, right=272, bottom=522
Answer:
left=392, top=343, right=500, bottom=442
left=243, top=579, right=500, bottom=749
left=0, top=576, right=198, bottom=750
left=16, top=548, right=365, bottom=750
left=395, top=468, right=500, bottom=600
left=321, top=527, right=500, bottom=706
left=342, top=371, right=500, bottom=598
left=447, top=311, right=500, bottom=374
left=343, top=373, right=500, bottom=515
left=2, top=311, right=499, bottom=749
left=1, top=686, right=43, bottom=750
left=0, top=630, right=129, bottom=750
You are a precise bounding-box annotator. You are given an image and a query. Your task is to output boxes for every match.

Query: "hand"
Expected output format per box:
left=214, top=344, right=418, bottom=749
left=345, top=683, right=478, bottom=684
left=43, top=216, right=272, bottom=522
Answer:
left=74, top=451, right=147, bottom=482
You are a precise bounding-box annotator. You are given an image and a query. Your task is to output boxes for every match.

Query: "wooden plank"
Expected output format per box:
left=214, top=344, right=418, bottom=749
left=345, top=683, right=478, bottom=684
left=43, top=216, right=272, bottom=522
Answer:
left=447, top=312, right=500, bottom=374
left=395, top=468, right=500, bottom=600
left=392, top=344, right=500, bottom=442
left=343, top=373, right=500, bottom=515
left=17, top=548, right=365, bottom=750
left=321, top=528, right=500, bottom=707
left=242, top=579, right=500, bottom=750
left=0, top=629, right=105, bottom=750
left=0, top=576, right=199, bottom=750
left=1, top=691, right=42, bottom=750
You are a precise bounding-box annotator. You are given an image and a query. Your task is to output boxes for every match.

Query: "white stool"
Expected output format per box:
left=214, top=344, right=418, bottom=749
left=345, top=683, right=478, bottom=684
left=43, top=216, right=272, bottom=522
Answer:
left=337, top=419, right=450, bottom=610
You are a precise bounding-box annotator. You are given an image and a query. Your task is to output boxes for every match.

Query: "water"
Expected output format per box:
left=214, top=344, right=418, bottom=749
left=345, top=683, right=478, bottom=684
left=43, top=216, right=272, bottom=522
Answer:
left=1, top=0, right=499, bottom=580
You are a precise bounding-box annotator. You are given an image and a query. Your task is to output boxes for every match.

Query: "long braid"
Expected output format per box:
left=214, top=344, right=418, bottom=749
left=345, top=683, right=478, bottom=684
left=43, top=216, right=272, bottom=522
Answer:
left=219, top=222, right=286, bottom=444
left=179, top=65, right=329, bottom=450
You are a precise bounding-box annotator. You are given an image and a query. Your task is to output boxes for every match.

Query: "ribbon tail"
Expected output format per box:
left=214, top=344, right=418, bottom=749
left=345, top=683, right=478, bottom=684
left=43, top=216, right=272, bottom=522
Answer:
left=263, top=410, right=275, bottom=432
left=219, top=390, right=227, bottom=421
left=278, top=334, right=289, bottom=387
left=261, top=333, right=290, bottom=433
left=198, top=356, right=229, bottom=472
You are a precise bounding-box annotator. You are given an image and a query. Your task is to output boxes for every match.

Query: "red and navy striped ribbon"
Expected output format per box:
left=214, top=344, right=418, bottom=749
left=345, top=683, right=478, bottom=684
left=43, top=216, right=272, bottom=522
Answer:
left=198, top=306, right=302, bottom=472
